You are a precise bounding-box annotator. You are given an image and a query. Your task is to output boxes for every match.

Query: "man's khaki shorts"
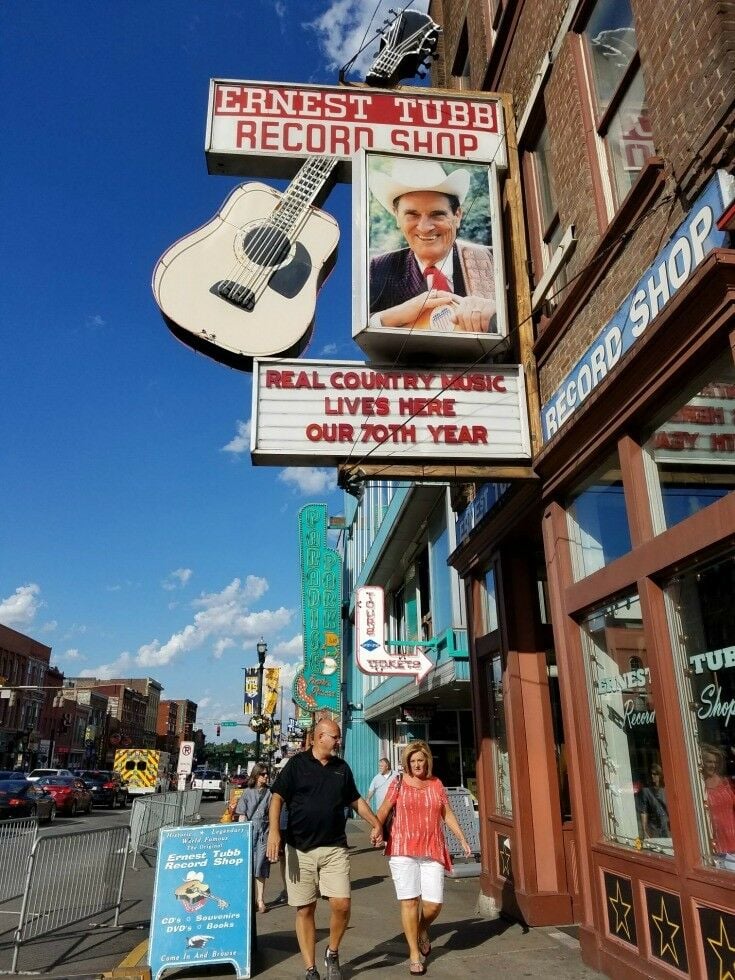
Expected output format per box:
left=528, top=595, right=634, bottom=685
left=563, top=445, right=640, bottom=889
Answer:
left=285, top=844, right=351, bottom=906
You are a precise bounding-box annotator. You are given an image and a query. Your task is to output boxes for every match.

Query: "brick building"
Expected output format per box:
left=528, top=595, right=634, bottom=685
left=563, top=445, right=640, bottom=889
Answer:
left=431, top=1, right=734, bottom=977
left=0, top=624, right=53, bottom=769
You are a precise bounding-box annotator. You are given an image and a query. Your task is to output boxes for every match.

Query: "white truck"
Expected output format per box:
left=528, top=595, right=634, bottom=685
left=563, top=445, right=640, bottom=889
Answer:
left=113, top=748, right=171, bottom=795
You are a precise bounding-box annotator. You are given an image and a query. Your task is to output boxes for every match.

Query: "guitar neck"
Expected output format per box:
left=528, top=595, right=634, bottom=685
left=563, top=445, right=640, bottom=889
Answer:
left=271, top=156, right=338, bottom=233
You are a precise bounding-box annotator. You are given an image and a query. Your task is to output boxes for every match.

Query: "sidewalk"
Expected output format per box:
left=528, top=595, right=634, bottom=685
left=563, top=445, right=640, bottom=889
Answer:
left=122, top=820, right=603, bottom=980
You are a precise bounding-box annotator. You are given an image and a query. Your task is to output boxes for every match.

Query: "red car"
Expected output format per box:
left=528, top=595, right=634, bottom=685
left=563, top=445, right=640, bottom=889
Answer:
left=38, top=775, right=93, bottom=816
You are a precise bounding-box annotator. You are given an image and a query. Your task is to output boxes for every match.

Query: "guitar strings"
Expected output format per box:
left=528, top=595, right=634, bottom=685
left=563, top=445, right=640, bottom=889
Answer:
left=222, top=156, right=337, bottom=307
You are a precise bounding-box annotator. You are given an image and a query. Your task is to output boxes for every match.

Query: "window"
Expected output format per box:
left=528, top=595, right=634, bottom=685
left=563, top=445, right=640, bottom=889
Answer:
left=451, top=23, right=470, bottom=89
left=483, top=566, right=499, bottom=633
left=664, top=552, right=735, bottom=869
left=580, top=0, right=654, bottom=209
left=643, top=350, right=735, bottom=532
left=580, top=594, right=672, bottom=855
left=566, top=450, right=632, bottom=580
left=486, top=654, right=512, bottom=816
left=525, top=121, right=567, bottom=308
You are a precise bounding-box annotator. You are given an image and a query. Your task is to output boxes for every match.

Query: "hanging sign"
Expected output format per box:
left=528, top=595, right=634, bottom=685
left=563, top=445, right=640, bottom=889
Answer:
left=206, top=80, right=506, bottom=177
left=355, top=585, right=432, bottom=683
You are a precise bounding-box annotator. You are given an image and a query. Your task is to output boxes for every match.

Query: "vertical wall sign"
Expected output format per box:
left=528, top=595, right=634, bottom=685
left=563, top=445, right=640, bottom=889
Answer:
left=355, top=585, right=432, bottom=682
left=293, top=504, right=342, bottom=714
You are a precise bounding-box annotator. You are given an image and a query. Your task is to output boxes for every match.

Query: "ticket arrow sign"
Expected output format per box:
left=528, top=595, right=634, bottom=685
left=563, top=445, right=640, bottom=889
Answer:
left=355, top=585, right=433, bottom=684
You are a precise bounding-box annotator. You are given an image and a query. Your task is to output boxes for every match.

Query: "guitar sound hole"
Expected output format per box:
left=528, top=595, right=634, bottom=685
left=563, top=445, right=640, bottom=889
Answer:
left=241, top=226, right=291, bottom=267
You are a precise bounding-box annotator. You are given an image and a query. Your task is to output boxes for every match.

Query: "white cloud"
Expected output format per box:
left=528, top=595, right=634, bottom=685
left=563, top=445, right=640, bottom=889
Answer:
left=85, top=577, right=291, bottom=676
left=86, top=313, right=106, bottom=329
left=278, top=467, right=337, bottom=494
left=162, top=567, right=193, bottom=591
left=272, top=634, right=304, bottom=661
left=64, top=648, right=85, bottom=661
left=222, top=419, right=251, bottom=454
left=41, top=620, right=58, bottom=633
left=0, top=583, right=42, bottom=629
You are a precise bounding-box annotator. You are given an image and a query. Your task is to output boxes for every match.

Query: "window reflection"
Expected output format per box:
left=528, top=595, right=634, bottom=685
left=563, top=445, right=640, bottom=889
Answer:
left=486, top=655, right=512, bottom=816
left=580, top=594, right=672, bottom=854
left=645, top=353, right=735, bottom=531
left=566, top=452, right=632, bottom=580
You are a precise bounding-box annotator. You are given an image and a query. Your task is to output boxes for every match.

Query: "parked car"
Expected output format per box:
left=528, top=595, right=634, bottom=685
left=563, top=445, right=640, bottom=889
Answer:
left=27, top=767, right=74, bottom=783
left=228, top=772, right=249, bottom=788
left=191, top=770, right=226, bottom=800
left=0, top=779, right=56, bottom=823
left=37, top=775, right=93, bottom=815
left=0, top=770, right=20, bottom=781
left=79, top=770, right=128, bottom=809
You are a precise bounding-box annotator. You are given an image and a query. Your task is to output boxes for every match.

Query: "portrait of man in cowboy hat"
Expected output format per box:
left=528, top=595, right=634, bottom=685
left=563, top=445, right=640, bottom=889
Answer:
left=368, top=156, right=497, bottom=334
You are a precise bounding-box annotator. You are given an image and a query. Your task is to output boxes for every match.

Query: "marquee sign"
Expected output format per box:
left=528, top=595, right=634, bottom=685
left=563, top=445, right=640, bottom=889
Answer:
left=206, top=80, right=506, bottom=177
left=251, top=358, right=531, bottom=466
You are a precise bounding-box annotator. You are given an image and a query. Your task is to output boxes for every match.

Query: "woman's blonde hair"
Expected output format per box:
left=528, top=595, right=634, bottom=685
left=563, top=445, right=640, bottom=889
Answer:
left=401, top=739, right=433, bottom=776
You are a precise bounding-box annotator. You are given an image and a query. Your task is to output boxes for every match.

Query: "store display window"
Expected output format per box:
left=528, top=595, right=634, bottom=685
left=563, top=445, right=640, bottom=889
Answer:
left=566, top=451, right=631, bottom=581
left=486, top=654, right=512, bottom=816
left=580, top=594, right=673, bottom=855
left=643, top=351, right=735, bottom=532
left=664, top=552, right=735, bottom=870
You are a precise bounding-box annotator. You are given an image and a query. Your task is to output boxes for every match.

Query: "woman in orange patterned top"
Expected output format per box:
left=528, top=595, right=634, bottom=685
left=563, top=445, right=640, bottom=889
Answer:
left=376, top=740, right=472, bottom=975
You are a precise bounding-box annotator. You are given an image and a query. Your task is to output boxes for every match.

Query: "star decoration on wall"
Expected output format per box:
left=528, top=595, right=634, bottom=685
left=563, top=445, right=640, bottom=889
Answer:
left=651, top=896, right=680, bottom=966
left=707, top=918, right=735, bottom=980
left=608, top=881, right=632, bottom=941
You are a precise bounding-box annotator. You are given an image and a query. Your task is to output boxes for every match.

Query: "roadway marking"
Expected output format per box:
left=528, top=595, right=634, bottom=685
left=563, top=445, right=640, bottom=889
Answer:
left=118, top=939, right=149, bottom=968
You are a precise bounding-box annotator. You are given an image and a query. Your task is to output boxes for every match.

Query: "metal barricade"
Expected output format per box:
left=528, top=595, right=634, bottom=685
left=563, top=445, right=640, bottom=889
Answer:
left=11, top=824, right=130, bottom=973
left=444, top=787, right=482, bottom=878
left=129, top=790, right=202, bottom=868
left=0, top=816, right=37, bottom=903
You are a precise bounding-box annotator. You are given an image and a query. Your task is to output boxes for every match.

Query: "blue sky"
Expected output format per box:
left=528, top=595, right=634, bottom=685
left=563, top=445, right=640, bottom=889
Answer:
left=1, top=0, right=428, bottom=737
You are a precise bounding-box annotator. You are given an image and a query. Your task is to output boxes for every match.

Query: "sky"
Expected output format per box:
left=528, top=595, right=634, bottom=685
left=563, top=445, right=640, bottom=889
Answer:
left=1, top=0, right=430, bottom=739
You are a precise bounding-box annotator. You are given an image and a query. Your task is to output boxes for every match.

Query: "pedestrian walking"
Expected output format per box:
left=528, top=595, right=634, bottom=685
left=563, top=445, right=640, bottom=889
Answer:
left=376, top=740, right=472, bottom=975
left=366, top=757, right=396, bottom=812
left=235, top=763, right=272, bottom=913
left=266, top=718, right=383, bottom=980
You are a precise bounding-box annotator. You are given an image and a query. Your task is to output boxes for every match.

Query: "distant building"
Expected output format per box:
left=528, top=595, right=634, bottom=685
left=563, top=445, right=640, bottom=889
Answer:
left=0, top=624, right=53, bottom=769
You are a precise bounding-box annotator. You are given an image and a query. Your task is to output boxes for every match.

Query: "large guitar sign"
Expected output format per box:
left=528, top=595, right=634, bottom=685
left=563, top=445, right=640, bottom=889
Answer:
left=152, top=11, right=440, bottom=371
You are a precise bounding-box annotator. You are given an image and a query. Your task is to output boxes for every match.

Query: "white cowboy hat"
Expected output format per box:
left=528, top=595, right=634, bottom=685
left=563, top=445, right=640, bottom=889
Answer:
left=371, top=158, right=471, bottom=214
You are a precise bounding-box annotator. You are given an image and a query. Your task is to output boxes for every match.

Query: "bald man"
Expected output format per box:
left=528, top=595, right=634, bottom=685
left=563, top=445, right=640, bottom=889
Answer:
left=267, top=719, right=382, bottom=980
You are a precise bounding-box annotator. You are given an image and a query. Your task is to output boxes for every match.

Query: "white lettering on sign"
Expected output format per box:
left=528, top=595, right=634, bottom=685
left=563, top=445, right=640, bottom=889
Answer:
left=207, top=81, right=506, bottom=170
left=623, top=700, right=656, bottom=729
left=689, top=646, right=735, bottom=674
left=252, top=359, right=530, bottom=466
left=698, top=684, right=735, bottom=726
left=598, top=667, right=650, bottom=694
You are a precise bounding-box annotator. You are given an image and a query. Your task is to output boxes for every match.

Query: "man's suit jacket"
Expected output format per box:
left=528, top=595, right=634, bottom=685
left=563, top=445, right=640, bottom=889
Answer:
left=369, top=245, right=469, bottom=317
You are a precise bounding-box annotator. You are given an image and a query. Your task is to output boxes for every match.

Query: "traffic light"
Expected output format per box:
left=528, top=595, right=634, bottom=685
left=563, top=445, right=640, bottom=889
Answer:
left=216, top=724, right=221, bottom=737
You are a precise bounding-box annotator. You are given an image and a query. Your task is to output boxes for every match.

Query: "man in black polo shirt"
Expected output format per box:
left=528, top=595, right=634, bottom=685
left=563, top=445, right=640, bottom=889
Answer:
left=267, top=718, right=382, bottom=980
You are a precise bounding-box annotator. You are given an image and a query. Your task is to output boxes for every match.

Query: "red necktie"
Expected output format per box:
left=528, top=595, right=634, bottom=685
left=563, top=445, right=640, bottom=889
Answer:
left=424, top=265, right=451, bottom=292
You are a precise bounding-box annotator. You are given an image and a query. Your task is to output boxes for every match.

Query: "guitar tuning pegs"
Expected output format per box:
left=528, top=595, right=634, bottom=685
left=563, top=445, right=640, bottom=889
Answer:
left=388, top=7, right=397, bottom=14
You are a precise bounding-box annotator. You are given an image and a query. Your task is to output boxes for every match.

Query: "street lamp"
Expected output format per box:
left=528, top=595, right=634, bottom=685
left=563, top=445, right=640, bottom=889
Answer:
left=251, top=638, right=268, bottom=762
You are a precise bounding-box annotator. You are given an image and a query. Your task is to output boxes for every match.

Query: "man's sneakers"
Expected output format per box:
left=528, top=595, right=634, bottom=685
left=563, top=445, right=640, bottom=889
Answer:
left=324, top=947, right=343, bottom=980
left=304, top=968, right=320, bottom=980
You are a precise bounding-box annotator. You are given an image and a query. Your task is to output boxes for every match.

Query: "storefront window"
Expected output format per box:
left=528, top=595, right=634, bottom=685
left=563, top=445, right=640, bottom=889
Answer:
left=486, top=654, right=512, bottom=816
left=566, top=451, right=631, bottom=581
left=580, top=594, right=672, bottom=855
left=643, top=351, right=735, bottom=532
left=484, top=566, right=499, bottom=633
left=664, top=552, right=735, bottom=870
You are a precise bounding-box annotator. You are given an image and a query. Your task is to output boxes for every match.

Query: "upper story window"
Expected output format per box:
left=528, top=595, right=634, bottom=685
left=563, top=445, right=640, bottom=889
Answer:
left=580, top=0, right=654, bottom=209
left=451, top=23, right=470, bottom=89
left=523, top=120, right=568, bottom=311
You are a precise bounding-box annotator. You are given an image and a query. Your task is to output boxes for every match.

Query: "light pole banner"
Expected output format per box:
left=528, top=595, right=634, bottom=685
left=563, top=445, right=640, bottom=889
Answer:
left=263, top=667, right=280, bottom=717
left=243, top=667, right=260, bottom=717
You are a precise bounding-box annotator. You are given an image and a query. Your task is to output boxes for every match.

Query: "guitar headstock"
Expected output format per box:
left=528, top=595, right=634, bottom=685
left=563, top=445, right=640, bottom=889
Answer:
left=365, top=9, right=441, bottom=88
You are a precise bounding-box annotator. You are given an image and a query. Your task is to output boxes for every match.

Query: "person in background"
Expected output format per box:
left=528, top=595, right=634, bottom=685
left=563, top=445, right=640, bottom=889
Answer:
left=701, top=743, right=735, bottom=857
left=235, top=763, right=272, bottom=913
left=376, top=740, right=472, bottom=976
left=366, top=757, right=396, bottom=813
left=266, top=719, right=383, bottom=980
left=640, top=763, right=670, bottom=839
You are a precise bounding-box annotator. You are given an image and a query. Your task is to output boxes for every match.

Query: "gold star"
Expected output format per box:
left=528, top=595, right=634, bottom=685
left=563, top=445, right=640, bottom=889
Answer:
left=608, top=881, right=632, bottom=941
left=707, top=918, right=735, bottom=980
left=651, top=896, right=680, bottom=965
